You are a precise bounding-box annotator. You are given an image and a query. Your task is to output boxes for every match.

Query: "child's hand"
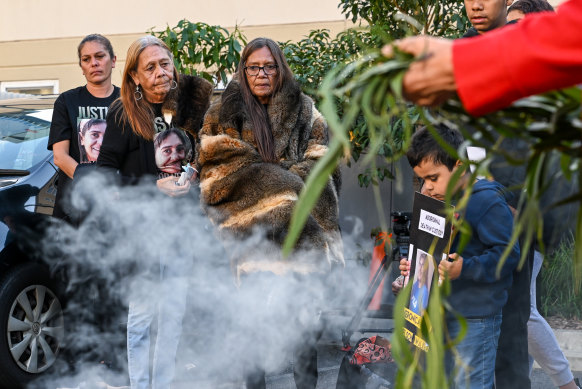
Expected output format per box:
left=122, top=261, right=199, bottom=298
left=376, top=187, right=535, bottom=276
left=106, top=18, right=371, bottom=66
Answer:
left=392, top=275, right=404, bottom=296
left=438, top=253, right=463, bottom=281
left=399, top=258, right=410, bottom=277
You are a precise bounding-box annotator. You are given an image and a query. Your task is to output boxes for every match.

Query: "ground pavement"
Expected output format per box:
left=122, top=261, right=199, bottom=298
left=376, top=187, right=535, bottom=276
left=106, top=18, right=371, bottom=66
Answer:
left=56, top=318, right=581, bottom=388
left=170, top=317, right=582, bottom=388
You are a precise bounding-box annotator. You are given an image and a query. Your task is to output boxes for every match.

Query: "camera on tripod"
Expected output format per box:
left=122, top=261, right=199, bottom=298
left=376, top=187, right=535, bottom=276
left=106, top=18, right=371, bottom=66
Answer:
left=391, top=211, right=412, bottom=261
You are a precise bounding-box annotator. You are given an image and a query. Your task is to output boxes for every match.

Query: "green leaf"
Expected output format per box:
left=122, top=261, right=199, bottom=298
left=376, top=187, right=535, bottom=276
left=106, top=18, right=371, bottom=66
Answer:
left=282, top=140, right=342, bottom=255
left=150, top=19, right=246, bottom=87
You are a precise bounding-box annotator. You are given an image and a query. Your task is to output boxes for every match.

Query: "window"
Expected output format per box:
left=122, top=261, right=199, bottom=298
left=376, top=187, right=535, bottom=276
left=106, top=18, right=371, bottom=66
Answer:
left=0, top=80, right=59, bottom=95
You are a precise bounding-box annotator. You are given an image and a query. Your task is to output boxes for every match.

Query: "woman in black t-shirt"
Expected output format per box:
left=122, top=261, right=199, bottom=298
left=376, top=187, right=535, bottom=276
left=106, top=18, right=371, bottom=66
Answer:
left=48, top=34, right=119, bottom=221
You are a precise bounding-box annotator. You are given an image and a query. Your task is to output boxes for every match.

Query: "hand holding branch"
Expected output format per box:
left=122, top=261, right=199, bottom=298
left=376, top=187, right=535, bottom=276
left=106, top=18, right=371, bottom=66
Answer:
left=382, top=36, right=456, bottom=106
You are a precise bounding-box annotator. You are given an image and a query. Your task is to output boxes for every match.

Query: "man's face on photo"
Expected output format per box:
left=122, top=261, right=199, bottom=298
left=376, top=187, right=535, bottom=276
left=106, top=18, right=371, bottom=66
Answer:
left=464, top=0, right=513, bottom=33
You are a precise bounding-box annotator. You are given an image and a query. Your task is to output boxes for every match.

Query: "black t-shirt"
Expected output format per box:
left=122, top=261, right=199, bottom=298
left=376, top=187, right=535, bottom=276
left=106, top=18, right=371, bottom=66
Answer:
left=48, top=85, right=120, bottom=219
left=98, top=102, right=193, bottom=183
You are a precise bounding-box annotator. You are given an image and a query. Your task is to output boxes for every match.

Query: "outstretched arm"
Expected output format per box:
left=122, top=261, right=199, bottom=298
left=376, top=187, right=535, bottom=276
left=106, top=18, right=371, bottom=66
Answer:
left=381, top=37, right=456, bottom=107
left=384, top=0, right=582, bottom=116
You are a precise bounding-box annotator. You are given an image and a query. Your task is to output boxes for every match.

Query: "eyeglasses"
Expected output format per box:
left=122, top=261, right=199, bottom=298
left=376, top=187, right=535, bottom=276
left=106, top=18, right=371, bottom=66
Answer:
left=244, top=64, right=278, bottom=76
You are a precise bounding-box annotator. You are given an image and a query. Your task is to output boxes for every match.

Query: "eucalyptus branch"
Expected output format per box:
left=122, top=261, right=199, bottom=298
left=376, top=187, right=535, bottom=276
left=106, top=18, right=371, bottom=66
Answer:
left=388, top=0, right=410, bottom=19
left=284, top=41, right=582, bottom=294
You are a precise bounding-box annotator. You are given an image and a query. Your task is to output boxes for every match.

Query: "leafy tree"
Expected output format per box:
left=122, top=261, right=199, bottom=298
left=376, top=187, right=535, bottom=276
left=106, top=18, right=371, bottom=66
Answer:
left=338, top=0, right=470, bottom=37
left=150, top=20, right=246, bottom=86
left=281, top=29, right=373, bottom=97
left=281, top=1, right=470, bottom=190
left=280, top=29, right=376, bottom=170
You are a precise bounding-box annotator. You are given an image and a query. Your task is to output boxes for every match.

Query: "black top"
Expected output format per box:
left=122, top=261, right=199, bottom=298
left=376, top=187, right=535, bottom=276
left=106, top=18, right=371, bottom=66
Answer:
left=97, top=101, right=193, bottom=185
left=462, top=27, right=480, bottom=38
left=48, top=85, right=120, bottom=219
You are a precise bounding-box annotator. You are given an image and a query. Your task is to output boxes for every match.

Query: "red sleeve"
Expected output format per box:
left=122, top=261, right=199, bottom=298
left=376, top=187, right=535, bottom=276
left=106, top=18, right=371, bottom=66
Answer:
left=452, top=0, right=582, bottom=116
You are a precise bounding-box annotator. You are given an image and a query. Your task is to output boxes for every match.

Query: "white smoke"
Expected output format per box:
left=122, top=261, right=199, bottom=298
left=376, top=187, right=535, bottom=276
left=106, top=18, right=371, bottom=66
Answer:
left=33, top=170, right=376, bottom=388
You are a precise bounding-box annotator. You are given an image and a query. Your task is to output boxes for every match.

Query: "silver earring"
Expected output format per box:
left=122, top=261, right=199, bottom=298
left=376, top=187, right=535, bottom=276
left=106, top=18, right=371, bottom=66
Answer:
left=170, top=80, right=178, bottom=90
left=134, top=85, right=143, bottom=101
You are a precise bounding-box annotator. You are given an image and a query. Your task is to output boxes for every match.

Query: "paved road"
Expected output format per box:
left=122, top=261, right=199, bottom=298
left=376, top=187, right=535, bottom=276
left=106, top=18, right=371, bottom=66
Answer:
left=169, top=314, right=581, bottom=388
left=55, top=343, right=580, bottom=388
left=55, top=313, right=580, bottom=388
left=171, top=347, right=580, bottom=389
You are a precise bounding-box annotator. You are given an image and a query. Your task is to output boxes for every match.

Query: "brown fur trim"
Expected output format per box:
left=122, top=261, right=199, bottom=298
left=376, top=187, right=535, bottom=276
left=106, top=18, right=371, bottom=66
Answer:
left=200, top=162, right=243, bottom=203
left=199, top=100, right=221, bottom=137
left=236, top=260, right=324, bottom=277
left=199, top=157, right=256, bottom=205
left=197, top=134, right=260, bottom=167
left=219, top=191, right=298, bottom=229
left=166, top=74, right=213, bottom=138
left=198, top=78, right=345, bottom=271
left=304, top=144, right=328, bottom=160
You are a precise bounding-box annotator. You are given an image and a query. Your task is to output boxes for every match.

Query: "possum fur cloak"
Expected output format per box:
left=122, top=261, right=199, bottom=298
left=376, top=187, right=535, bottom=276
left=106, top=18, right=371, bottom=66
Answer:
left=197, top=79, right=344, bottom=277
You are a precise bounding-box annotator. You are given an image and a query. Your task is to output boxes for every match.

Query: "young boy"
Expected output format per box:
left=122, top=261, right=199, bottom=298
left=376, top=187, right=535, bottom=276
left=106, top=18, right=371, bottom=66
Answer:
left=400, top=125, right=520, bottom=389
left=463, top=0, right=514, bottom=37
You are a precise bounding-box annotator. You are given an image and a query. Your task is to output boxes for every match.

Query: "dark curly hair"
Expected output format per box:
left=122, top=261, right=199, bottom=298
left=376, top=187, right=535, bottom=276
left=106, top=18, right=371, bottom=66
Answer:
left=406, top=124, right=464, bottom=171
left=508, top=0, right=554, bottom=15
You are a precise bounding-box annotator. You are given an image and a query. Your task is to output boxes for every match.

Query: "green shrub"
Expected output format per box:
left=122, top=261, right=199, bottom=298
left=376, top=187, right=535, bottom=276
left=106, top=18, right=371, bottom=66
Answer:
left=149, top=20, right=246, bottom=86
left=540, top=238, right=582, bottom=319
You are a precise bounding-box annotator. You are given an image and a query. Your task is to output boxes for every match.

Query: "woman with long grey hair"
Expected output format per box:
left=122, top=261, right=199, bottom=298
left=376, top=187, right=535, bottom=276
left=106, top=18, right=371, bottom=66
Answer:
left=198, top=37, right=344, bottom=389
left=97, top=35, right=212, bottom=388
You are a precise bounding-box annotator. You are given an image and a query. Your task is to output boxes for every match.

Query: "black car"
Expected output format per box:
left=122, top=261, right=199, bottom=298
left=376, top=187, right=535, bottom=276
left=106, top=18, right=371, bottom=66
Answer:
left=0, top=95, right=65, bottom=387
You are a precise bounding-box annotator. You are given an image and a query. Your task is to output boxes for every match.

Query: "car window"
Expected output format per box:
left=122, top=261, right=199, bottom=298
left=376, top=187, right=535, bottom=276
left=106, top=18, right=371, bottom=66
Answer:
left=0, top=109, right=52, bottom=171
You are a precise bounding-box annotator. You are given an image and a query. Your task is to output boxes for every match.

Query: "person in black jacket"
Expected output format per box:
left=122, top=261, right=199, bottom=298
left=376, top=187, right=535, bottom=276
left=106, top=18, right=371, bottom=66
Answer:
left=97, top=35, right=212, bottom=389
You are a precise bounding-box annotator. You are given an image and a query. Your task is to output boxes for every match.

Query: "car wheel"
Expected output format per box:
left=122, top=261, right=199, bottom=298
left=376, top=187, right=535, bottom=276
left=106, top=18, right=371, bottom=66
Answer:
left=0, top=262, right=64, bottom=387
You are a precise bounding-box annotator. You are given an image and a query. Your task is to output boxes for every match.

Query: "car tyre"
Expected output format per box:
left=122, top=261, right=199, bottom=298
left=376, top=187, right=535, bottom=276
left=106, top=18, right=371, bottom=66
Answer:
left=0, top=262, right=64, bottom=387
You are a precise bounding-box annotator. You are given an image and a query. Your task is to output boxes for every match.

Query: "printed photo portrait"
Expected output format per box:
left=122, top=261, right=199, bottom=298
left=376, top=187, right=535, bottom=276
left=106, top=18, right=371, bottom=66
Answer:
left=78, top=118, right=107, bottom=163
left=153, top=128, right=192, bottom=175
left=409, top=249, right=434, bottom=315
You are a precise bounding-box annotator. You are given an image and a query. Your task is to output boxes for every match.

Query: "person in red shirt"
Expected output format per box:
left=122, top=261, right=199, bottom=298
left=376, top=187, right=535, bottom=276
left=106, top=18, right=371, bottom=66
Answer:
left=381, top=0, right=582, bottom=116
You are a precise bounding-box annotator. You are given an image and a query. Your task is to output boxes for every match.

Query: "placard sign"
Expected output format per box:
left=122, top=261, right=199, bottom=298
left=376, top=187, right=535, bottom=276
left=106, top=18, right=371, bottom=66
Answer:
left=403, top=192, right=454, bottom=351
left=418, top=209, right=446, bottom=238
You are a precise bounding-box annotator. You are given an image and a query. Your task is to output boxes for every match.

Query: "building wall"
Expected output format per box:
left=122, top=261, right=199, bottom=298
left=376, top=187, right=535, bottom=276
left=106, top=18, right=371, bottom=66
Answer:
left=0, top=0, right=347, bottom=42
left=0, top=21, right=354, bottom=94
left=0, top=0, right=351, bottom=93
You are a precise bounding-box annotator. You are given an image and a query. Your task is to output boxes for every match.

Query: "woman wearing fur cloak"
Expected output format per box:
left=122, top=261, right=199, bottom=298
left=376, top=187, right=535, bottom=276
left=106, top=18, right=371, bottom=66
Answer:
left=198, top=38, right=344, bottom=389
